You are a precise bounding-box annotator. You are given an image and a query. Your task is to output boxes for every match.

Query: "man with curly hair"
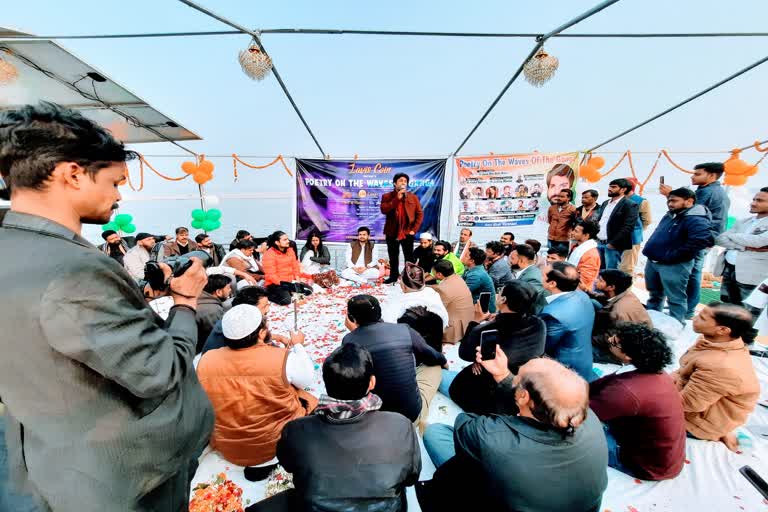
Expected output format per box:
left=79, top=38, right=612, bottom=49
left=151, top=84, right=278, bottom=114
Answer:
left=589, top=323, right=686, bottom=480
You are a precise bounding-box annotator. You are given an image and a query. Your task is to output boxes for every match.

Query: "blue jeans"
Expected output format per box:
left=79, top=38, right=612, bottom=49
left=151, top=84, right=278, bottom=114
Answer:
left=439, top=369, right=458, bottom=398
left=0, top=417, right=39, bottom=512
left=423, top=423, right=457, bottom=469
left=645, top=259, right=694, bottom=325
left=597, top=241, right=622, bottom=270
left=602, top=423, right=633, bottom=477
left=685, top=249, right=707, bottom=318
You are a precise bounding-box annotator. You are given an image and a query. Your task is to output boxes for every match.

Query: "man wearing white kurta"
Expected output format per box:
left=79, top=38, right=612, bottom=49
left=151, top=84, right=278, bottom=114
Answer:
left=341, top=226, right=381, bottom=284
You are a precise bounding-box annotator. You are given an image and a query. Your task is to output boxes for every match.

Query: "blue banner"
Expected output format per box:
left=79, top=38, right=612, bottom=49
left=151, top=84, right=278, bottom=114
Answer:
left=296, top=159, right=446, bottom=242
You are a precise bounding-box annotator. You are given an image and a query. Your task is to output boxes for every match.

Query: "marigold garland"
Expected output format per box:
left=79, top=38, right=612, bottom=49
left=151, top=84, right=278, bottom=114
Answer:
left=232, top=154, right=293, bottom=181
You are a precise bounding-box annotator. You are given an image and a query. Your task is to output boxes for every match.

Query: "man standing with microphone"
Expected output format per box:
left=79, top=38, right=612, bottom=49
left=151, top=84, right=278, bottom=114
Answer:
left=380, top=172, right=424, bottom=284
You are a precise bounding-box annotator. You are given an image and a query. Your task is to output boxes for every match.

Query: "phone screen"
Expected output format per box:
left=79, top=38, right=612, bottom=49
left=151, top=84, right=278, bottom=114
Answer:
left=479, top=292, right=491, bottom=313
left=480, top=329, right=499, bottom=360
left=659, top=176, right=665, bottom=185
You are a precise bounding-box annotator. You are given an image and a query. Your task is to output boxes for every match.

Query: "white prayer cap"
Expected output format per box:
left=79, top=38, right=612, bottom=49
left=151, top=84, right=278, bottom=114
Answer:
left=420, top=232, right=433, bottom=240
left=222, top=304, right=263, bottom=340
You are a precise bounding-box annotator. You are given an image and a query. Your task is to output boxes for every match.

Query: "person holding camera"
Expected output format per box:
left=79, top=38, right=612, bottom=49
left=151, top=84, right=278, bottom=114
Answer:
left=0, top=103, right=214, bottom=511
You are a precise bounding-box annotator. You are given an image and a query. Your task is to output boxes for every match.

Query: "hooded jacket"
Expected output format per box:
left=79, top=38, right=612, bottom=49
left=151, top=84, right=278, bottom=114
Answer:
left=642, top=204, right=714, bottom=264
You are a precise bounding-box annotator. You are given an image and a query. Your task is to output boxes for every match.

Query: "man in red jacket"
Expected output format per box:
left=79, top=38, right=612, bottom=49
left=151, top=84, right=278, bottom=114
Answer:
left=380, top=173, right=424, bottom=284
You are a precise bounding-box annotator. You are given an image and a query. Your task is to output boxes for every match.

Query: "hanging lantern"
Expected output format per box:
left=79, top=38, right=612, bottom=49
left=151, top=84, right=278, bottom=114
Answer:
left=238, top=40, right=272, bottom=81
left=523, top=47, right=559, bottom=87
left=0, top=54, right=19, bottom=85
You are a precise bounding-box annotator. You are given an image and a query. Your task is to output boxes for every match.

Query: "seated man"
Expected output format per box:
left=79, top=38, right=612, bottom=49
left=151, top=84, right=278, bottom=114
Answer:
left=197, top=305, right=317, bottom=476
left=485, top=241, right=514, bottom=289
left=195, top=274, right=232, bottom=354
left=202, top=286, right=289, bottom=354
left=672, top=303, right=760, bottom=451
left=342, top=295, right=446, bottom=429
left=425, top=241, right=464, bottom=283
left=590, top=323, right=686, bottom=481
left=509, top=243, right=549, bottom=312
left=461, top=247, right=496, bottom=313
left=540, top=262, right=596, bottom=381
left=592, top=270, right=653, bottom=363
left=195, top=233, right=227, bottom=267
left=258, top=343, right=420, bottom=511
left=340, top=226, right=381, bottom=284
left=99, top=229, right=129, bottom=265
left=420, top=351, right=607, bottom=512
left=123, top=232, right=157, bottom=281
left=434, top=259, right=475, bottom=344
left=413, top=232, right=436, bottom=273
left=163, top=226, right=198, bottom=258
left=547, top=245, right=568, bottom=264
left=568, top=220, right=601, bottom=291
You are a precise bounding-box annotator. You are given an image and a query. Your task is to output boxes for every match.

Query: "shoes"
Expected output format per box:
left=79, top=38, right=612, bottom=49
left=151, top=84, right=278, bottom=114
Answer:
left=244, top=463, right=278, bottom=482
left=383, top=277, right=399, bottom=285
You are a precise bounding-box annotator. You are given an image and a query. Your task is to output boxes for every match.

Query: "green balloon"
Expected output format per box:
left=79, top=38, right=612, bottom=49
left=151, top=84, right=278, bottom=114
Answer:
left=206, top=209, right=222, bottom=221
left=201, top=219, right=215, bottom=231
left=191, top=219, right=204, bottom=230
left=726, top=216, right=736, bottom=230
left=114, top=213, right=133, bottom=226
left=122, top=224, right=137, bottom=234
left=191, top=209, right=206, bottom=221
left=210, top=220, right=222, bottom=231
left=102, top=222, right=118, bottom=231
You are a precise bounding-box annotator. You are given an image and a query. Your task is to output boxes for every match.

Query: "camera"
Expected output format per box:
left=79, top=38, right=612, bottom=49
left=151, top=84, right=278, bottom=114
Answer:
left=143, top=250, right=212, bottom=293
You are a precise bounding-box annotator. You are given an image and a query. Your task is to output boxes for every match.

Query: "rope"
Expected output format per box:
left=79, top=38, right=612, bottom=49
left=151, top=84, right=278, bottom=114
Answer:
left=452, top=0, right=621, bottom=155
left=232, top=154, right=293, bottom=180
left=4, top=30, right=768, bottom=41
left=587, top=55, right=768, bottom=152
left=125, top=155, right=190, bottom=191
left=178, top=0, right=326, bottom=157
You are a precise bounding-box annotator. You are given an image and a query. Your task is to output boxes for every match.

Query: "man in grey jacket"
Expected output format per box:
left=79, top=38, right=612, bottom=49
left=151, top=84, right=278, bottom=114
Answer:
left=0, top=103, right=214, bottom=511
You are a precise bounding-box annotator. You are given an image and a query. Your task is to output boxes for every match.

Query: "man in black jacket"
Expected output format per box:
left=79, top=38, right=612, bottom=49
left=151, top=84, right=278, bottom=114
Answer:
left=342, top=294, right=446, bottom=429
left=195, top=233, right=227, bottom=266
left=253, top=343, right=420, bottom=512
left=595, top=178, right=639, bottom=270
left=419, top=350, right=607, bottom=512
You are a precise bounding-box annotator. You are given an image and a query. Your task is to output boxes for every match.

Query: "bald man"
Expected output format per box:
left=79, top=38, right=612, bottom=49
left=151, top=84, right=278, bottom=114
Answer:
left=419, top=350, right=607, bottom=512
left=540, top=261, right=596, bottom=381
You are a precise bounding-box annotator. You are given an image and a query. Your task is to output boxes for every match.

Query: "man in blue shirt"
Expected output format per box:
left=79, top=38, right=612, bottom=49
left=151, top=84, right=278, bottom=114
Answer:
left=662, top=163, right=729, bottom=319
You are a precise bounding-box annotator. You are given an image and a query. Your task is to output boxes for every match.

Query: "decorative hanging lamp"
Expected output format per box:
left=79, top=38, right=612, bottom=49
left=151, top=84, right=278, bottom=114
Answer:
left=0, top=51, right=19, bottom=85
left=523, top=47, right=559, bottom=87
left=238, top=37, right=273, bottom=81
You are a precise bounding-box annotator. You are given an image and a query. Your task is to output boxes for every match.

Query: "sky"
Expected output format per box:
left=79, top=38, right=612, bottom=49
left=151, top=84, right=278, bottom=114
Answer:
left=3, top=0, right=768, bottom=242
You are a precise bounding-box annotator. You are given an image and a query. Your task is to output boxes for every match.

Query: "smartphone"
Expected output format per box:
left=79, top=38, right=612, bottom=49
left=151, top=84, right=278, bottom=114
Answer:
left=740, top=465, right=768, bottom=499
left=479, top=292, right=492, bottom=313
left=480, top=329, right=499, bottom=360
left=659, top=176, right=665, bottom=185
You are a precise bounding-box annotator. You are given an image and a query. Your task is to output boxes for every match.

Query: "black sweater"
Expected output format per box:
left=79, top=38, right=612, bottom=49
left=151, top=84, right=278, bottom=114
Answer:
left=342, top=322, right=446, bottom=421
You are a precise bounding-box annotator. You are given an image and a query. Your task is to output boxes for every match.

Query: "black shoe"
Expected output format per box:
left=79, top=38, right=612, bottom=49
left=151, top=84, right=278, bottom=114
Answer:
left=244, top=463, right=278, bottom=482
left=383, top=277, right=398, bottom=285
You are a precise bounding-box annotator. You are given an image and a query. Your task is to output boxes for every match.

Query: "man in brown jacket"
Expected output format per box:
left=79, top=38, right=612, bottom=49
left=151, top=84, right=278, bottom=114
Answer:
left=380, top=173, right=424, bottom=284
left=163, top=226, right=198, bottom=258
left=672, top=302, right=759, bottom=451
left=547, top=188, right=576, bottom=254
left=434, top=259, right=475, bottom=344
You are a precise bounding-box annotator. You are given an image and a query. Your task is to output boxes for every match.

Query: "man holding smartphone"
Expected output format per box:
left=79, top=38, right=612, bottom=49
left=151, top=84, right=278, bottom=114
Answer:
left=0, top=104, right=214, bottom=510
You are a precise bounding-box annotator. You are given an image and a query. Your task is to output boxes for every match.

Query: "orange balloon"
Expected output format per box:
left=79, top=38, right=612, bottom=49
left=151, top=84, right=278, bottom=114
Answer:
left=193, top=172, right=209, bottom=185
left=723, top=173, right=747, bottom=186
left=590, top=156, right=606, bottom=170
left=198, top=159, right=214, bottom=174
left=181, top=161, right=198, bottom=175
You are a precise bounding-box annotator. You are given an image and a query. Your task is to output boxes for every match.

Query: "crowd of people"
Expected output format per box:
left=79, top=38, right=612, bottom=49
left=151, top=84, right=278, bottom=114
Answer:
left=1, top=103, right=767, bottom=511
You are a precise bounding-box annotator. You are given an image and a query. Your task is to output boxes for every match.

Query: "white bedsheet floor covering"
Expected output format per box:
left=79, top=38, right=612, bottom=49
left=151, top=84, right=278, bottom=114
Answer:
left=192, top=284, right=768, bottom=511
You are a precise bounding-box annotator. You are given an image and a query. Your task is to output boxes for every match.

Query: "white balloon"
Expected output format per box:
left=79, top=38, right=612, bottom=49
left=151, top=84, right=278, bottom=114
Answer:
left=203, top=195, right=220, bottom=207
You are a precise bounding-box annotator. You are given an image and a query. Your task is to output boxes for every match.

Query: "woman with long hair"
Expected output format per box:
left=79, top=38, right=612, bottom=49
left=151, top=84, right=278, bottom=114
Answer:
left=485, top=185, right=499, bottom=199
left=299, top=231, right=331, bottom=275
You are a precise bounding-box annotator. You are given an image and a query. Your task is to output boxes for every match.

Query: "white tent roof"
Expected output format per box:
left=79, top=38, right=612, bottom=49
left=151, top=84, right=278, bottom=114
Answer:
left=0, top=27, right=200, bottom=144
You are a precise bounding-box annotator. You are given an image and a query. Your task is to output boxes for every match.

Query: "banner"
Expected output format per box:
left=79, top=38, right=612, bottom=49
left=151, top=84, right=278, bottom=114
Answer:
left=296, top=159, right=446, bottom=242
left=454, top=152, right=580, bottom=240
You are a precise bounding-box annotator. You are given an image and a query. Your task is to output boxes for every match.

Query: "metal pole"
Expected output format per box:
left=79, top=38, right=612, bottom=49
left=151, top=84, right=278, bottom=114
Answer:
left=452, top=0, right=622, bottom=155
left=177, top=0, right=326, bottom=157
left=587, top=54, right=768, bottom=152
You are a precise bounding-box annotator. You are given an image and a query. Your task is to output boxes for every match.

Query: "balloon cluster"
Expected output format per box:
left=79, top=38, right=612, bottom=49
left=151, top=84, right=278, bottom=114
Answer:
left=579, top=155, right=605, bottom=183
left=102, top=213, right=136, bottom=234
left=191, top=208, right=222, bottom=231
left=182, top=157, right=215, bottom=185
left=723, top=149, right=758, bottom=186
